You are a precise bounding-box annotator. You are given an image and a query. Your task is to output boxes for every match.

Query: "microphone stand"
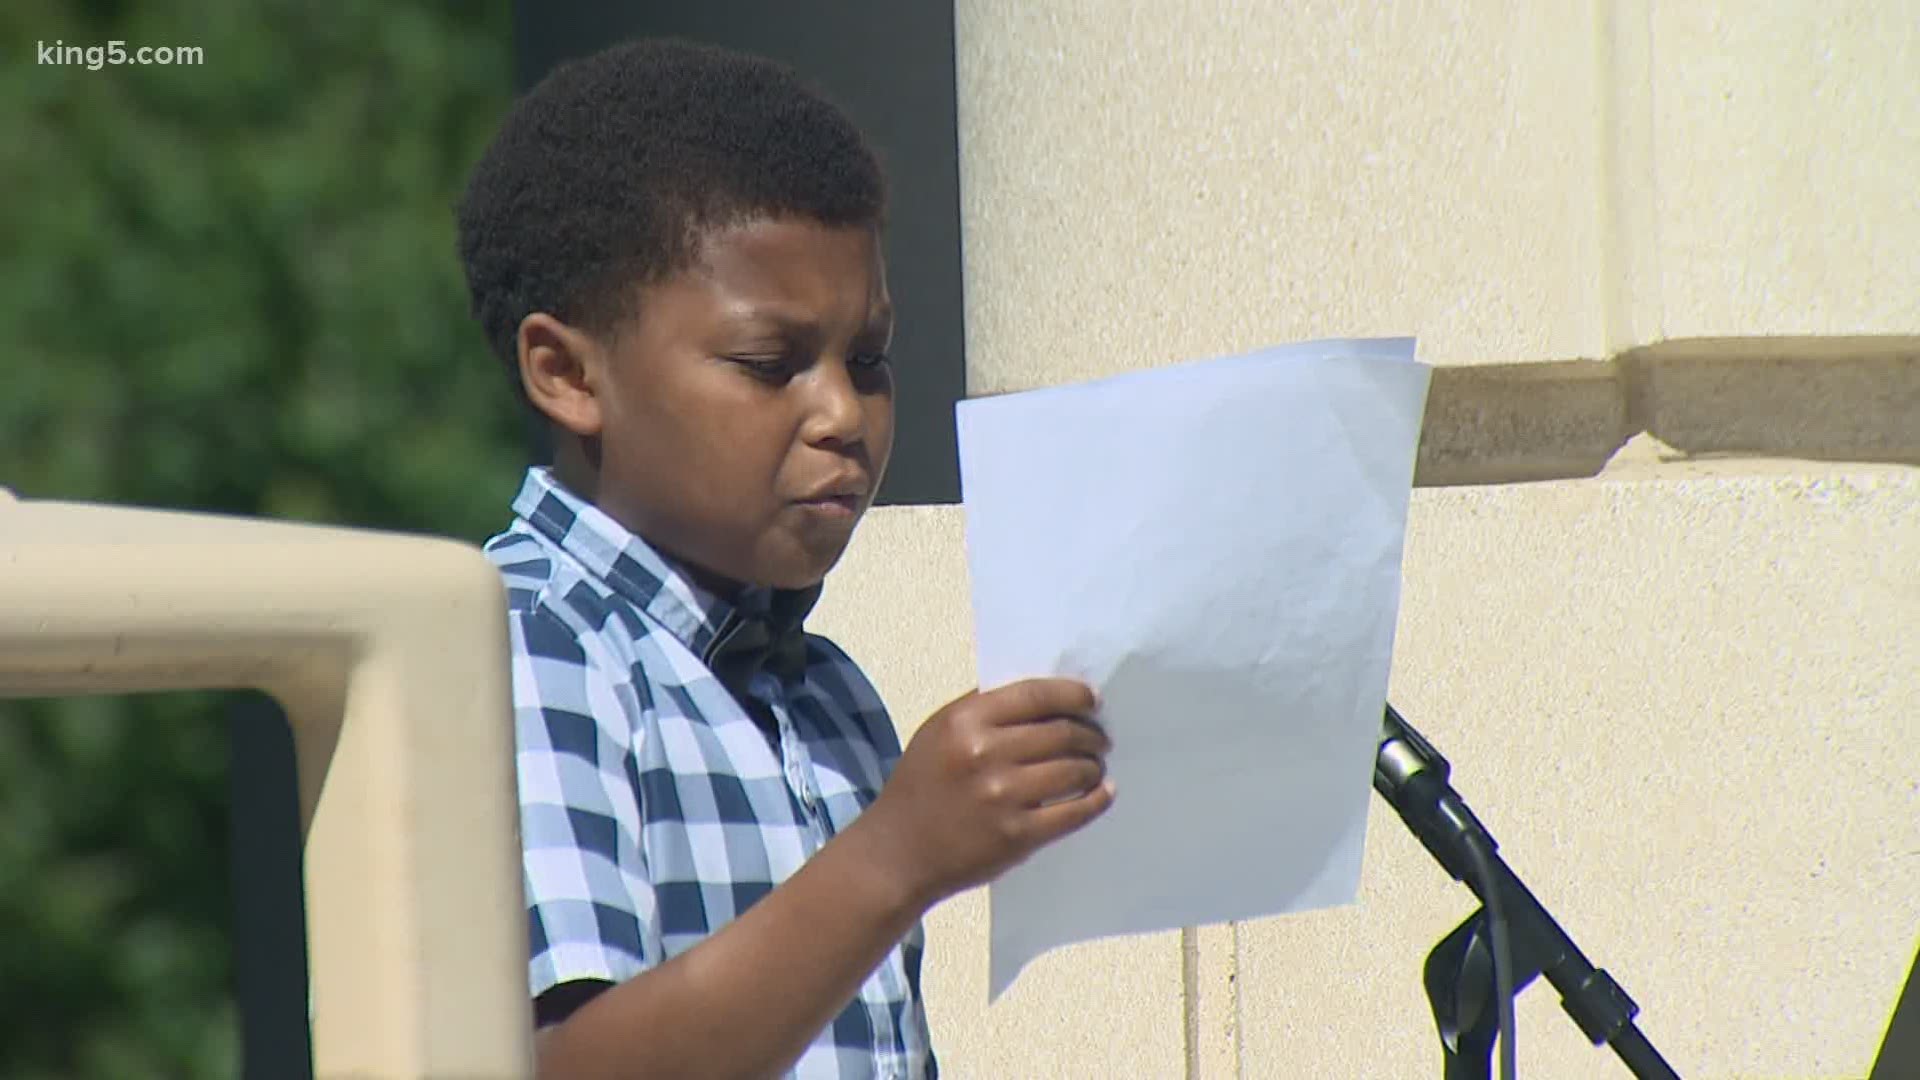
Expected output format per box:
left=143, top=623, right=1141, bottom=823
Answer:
left=1374, top=704, right=1682, bottom=1080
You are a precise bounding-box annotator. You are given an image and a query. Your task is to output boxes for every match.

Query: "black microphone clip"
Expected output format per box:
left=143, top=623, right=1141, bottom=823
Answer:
left=1374, top=704, right=1498, bottom=888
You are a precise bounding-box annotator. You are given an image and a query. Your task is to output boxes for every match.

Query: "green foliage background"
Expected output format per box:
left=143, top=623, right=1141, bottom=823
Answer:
left=1, top=2, right=523, bottom=1075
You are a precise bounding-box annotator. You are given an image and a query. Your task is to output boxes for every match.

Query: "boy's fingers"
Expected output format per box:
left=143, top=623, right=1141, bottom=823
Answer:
left=1002, top=715, right=1109, bottom=764
left=1025, top=778, right=1116, bottom=843
left=1011, top=757, right=1106, bottom=808
left=987, top=678, right=1098, bottom=725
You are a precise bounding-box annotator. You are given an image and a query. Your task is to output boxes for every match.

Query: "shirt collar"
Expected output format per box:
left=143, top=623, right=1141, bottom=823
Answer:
left=509, top=467, right=820, bottom=662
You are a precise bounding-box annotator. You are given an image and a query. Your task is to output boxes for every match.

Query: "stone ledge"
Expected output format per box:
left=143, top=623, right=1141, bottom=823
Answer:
left=1417, top=335, right=1920, bottom=486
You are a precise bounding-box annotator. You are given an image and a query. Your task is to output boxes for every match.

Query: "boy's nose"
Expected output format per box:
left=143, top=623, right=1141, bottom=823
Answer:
left=798, top=359, right=867, bottom=447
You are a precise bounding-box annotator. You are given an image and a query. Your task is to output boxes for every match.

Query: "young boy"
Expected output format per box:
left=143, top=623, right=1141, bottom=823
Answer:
left=456, top=40, right=1115, bottom=1079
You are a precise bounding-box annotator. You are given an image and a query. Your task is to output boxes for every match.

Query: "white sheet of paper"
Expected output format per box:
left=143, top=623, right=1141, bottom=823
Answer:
left=955, top=337, right=1430, bottom=1001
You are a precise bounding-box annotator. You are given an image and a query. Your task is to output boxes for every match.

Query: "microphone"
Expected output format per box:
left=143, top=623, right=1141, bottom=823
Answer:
left=1372, top=704, right=1682, bottom=1080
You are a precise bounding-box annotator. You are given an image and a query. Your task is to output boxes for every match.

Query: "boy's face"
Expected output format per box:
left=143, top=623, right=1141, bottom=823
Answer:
left=522, top=216, right=895, bottom=593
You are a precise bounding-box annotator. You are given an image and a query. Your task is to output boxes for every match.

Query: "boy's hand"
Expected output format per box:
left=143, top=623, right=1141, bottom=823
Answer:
left=856, top=678, right=1115, bottom=909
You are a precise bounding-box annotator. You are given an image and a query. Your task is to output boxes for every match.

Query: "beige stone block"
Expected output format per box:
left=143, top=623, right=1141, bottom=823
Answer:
left=954, top=0, right=1608, bottom=389
left=813, top=506, right=1195, bottom=1078
left=956, top=0, right=1919, bottom=383
left=1237, top=468, right=1920, bottom=1078
left=815, top=469, right=1918, bottom=1076
left=1643, top=3, right=1920, bottom=340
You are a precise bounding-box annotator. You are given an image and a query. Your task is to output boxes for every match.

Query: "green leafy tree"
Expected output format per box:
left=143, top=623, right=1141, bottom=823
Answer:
left=1, top=1, right=521, bottom=1074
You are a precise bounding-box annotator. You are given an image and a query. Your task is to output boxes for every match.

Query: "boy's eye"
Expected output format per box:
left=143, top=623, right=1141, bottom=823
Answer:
left=727, top=351, right=890, bottom=385
left=729, top=356, right=792, bottom=381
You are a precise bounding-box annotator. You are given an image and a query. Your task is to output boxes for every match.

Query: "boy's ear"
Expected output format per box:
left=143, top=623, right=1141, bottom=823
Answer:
left=517, top=312, right=606, bottom=438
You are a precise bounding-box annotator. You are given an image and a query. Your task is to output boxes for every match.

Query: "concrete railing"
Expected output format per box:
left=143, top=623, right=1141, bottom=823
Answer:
left=0, top=487, right=530, bottom=1078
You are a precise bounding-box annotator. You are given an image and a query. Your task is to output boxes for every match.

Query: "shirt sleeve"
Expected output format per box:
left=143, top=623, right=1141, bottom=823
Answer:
left=509, top=604, right=658, bottom=1000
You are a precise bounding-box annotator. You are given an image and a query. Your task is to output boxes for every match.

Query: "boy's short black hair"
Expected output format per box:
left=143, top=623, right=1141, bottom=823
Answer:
left=455, top=38, right=888, bottom=401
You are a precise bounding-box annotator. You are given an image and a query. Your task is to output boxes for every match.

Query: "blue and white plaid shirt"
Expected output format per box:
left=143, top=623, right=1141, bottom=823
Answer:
left=484, top=467, right=936, bottom=1080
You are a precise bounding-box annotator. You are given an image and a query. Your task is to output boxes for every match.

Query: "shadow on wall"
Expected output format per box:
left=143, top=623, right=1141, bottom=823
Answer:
left=1415, top=335, right=1920, bottom=486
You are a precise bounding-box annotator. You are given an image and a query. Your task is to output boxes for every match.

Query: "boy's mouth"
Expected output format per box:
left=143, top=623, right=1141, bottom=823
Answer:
left=796, top=474, right=869, bottom=505
left=794, top=494, right=861, bottom=518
